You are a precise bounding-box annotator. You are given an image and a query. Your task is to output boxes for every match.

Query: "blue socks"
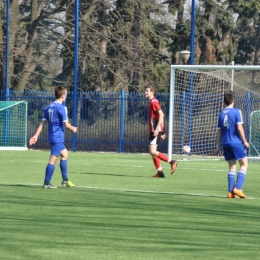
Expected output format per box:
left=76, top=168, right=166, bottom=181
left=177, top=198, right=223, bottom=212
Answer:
left=45, top=164, right=55, bottom=183
left=44, top=160, right=68, bottom=184
left=228, top=171, right=236, bottom=192
left=228, top=170, right=246, bottom=192
left=60, top=160, right=68, bottom=180
left=236, top=170, right=246, bottom=190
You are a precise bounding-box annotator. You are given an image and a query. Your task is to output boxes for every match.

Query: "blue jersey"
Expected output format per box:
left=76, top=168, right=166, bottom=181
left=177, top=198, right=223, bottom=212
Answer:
left=217, top=107, right=243, bottom=145
left=43, top=101, right=68, bottom=144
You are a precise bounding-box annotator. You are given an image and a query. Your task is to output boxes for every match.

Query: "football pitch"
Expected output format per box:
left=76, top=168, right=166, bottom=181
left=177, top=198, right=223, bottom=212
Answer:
left=0, top=150, right=260, bottom=260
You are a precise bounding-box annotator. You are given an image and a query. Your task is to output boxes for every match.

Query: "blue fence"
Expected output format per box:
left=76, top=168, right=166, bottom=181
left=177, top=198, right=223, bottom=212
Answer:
left=1, top=90, right=259, bottom=154
left=0, top=90, right=169, bottom=153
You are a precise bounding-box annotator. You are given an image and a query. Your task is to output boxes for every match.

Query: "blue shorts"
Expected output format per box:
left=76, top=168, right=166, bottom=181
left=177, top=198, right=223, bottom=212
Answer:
left=50, top=143, right=66, bottom=156
left=222, top=143, right=247, bottom=161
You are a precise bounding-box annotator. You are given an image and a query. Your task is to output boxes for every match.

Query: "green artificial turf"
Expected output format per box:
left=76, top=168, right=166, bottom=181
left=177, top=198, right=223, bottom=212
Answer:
left=0, top=150, right=259, bottom=260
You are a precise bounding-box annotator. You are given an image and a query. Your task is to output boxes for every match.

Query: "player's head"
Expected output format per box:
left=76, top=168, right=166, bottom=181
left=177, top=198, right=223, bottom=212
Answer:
left=145, top=83, right=156, bottom=99
left=55, top=86, right=67, bottom=101
left=224, top=91, right=234, bottom=106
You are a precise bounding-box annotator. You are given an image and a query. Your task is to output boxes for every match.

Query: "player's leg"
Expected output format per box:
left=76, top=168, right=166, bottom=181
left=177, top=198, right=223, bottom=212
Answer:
left=60, top=146, right=75, bottom=187
left=60, top=148, right=69, bottom=181
left=150, top=132, right=178, bottom=174
left=149, top=143, right=164, bottom=178
left=149, top=133, right=164, bottom=178
left=233, top=157, right=248, bottom=197
left=149, top=132, right=178, bottom=176
left=231, top=143, right=247, bottom=198
left=223, top=144, right=236, bottom=198
left=43, top=150, right=59, bottom=188
left=227, top=159, right=236, bottom=198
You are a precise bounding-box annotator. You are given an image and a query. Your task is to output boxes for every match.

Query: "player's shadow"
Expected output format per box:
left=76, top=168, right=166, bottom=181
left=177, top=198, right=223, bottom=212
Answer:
left=124, top=189, right=229, bottom=199
left=0, top=183, right=41, bottom=188
left=80, top=172, right=147, bottom=178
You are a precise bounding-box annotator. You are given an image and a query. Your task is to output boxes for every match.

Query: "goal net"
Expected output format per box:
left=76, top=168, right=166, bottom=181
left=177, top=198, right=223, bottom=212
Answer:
left=0, top=101, right=28, bottom=150
left=249, top=110, right=260, bottom=157
left=168, top=65, right=260, bottom=159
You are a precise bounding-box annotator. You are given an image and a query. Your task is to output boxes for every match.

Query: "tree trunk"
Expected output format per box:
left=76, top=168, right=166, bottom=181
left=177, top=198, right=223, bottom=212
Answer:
left=8, top=1, right=20, bottom=89
left=129, top=2, right=141, bottom=92
left=95, top=2, right=110, bottom=91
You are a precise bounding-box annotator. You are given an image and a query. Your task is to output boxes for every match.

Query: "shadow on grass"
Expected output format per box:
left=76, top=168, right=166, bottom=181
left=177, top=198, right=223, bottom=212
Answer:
left=0, top=183, right=41, bottom=188
left=123, top=189, right=228, bottom=198
left=80, top=172, right=147, bottom=178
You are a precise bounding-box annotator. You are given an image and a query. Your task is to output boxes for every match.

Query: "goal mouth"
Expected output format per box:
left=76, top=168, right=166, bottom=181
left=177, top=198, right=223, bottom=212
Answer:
left=168, top=65, right=260, bottom=159
left=0, top=101, right=28, bottom=150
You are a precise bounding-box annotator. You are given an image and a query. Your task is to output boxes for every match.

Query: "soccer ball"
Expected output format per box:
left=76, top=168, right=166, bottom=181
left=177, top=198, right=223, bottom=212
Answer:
left=183, top=145, right=191, bottom=154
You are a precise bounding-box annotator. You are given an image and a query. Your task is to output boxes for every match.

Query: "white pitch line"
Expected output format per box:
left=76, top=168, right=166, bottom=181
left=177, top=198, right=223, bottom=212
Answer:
left=1, top=160, right=259, bottom=174
left=181, top=168, right=260, bottom=174
left=104, top=164, right=144, bottom=168
left=76, top=185, right=257, bottom=199
left=69, top=162, right=91, bottom=165
left=181, top=167, right=226, bottom=172
left=0, top=182, right=257, bottom=199
left=78, top=185, right=228, bottom=198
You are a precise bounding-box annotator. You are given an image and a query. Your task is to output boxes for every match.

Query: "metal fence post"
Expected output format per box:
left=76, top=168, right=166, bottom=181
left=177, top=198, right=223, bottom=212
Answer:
left=119, top=90, right=125, bottom=153
left=246, top=92, right=251, bottom=141
left=181, top=91, right=186, bottom=154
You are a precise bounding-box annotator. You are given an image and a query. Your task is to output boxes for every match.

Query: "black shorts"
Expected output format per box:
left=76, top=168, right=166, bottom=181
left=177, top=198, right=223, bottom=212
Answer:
left=149, top=132, right=163, bottom=145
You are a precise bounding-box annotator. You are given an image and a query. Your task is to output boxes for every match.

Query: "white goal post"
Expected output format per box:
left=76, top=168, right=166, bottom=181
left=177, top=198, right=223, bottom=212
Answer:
left=168, top=65, right=260, bottom=159
left=249, top=109, right=260, bottom=159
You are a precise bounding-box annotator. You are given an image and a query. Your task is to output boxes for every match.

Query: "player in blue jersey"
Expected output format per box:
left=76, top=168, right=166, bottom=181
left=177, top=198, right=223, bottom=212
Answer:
left=29, top=86, right=77, bottom=188
left=214, top=91, right=249, bottom=198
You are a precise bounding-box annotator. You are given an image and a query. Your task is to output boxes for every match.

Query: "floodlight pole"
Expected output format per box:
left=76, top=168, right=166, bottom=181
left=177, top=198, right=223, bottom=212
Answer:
left=72, top=0, right=79, bottom=152
left=190, top=0, right=196, bottom=65
left=5, top=0, right=10, bottom=101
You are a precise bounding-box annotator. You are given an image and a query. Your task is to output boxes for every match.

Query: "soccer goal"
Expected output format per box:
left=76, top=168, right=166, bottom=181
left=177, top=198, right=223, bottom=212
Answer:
left=0, top=101, right=28, bottom=150
left=249, top=110, right=260, bottom=158
left=168, top=64, right=260, bottom=159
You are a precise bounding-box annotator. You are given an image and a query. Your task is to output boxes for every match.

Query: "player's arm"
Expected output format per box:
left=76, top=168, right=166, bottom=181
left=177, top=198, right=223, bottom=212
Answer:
left=29, top=120, right=46, bottom=145
left=237, top=123, right=249, bottom=148
left=61, top=106, right=77, bottom=133
left=213, top=129, right=221, bottom=155
left=154, top=109, right=164, bottom=137
left=64, top=121, right=77, bottom=133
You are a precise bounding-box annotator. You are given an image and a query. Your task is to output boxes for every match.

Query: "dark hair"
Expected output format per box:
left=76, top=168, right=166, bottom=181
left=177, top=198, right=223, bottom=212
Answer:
left=146, top=83, right=156, bottom=94
left=55, top=86, right=67, bottom=99
left=224, top=91, right=234, bottom=106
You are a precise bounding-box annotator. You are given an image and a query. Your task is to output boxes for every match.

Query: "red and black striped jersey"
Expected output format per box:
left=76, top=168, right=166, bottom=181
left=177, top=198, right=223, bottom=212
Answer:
left=148, top=98, right=163, bottom=132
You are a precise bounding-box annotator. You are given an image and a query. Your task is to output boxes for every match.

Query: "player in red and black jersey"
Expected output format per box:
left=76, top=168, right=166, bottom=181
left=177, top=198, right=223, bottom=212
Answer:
left=145, top=83, right=178, bottom=178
